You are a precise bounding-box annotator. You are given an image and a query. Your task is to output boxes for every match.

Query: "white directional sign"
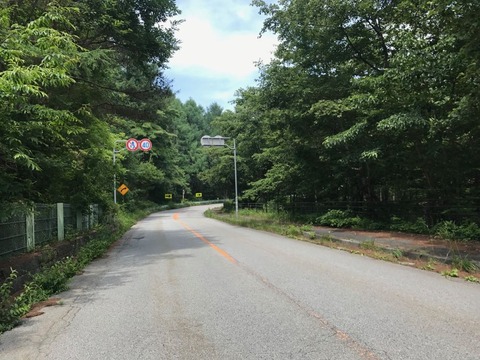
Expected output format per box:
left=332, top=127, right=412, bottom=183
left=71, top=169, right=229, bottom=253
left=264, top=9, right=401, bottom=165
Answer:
left=139, top=138, right=152, bottom=152
left=126, top=138, right=139, bottom=152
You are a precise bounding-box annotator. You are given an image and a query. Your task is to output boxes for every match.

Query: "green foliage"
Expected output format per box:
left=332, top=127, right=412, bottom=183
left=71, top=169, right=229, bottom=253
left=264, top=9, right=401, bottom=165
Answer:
left=392, top=249, right=403, bottom=260
left=316, top=210, right=363, bottom=229
left=360, top=240, right=378, bottom=251
left=210, top=0, right=480, bottom=236
left=319, top=235, right=334, bottom=243
left=464, top=276, right=479, bottom=283
left=76, top=240, right=111, bottom=268
left=0, top=270, right=49, bottom=333
left=390, top=217, right=430, bottom=235
left=422, top=260, right=437, bottom=271
left=284, top=225, right=302, bottom=238
left=0, top=0, right=183, bottom=208
left=0, top=270, right=20, bottom=332
left=222, top=200, right=235, bottom=213
left=451, top=257, right=478, bottom=274
left=300, top=224, right=313, bottom=232
left=32, top=257, right=77, bottom=294
left=441, top=268, right=459, bottom=278
left=434, top=221, right=480, bottom=241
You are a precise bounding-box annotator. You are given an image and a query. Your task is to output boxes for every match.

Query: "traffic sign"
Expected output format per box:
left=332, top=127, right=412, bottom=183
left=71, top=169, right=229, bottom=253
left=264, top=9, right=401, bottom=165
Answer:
left=139, top=138, right=152, bottom=152
left=195, top=193, right=202, bottom=198
left=126, top=138, right=139, bottom=151
left=165, top=193, right=173, bottom=200
left=117, top=184, right=129, bottom=196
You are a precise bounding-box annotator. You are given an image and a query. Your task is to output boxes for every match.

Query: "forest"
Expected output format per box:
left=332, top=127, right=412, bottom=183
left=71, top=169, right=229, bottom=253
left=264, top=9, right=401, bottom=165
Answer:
left=1, top=1, right=480, bottom=237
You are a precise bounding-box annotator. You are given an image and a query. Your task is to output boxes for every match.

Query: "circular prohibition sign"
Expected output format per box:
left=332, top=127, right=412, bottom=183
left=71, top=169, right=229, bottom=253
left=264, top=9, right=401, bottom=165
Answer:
left=126, top=138, right=139, bottom=152
left=139, top=138, right=152, bottom=152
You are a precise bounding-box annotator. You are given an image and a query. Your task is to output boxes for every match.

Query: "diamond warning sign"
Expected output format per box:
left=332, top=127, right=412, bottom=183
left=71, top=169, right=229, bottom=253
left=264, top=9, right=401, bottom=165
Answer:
left=117, top=184, right=129, bottom=196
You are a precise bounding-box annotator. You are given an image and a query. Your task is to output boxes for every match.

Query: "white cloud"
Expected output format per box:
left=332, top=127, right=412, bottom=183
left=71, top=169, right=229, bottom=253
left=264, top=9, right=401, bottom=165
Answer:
left=166, top=0, right=277, bottom=109
left=170, top=16, right=276, bottom=79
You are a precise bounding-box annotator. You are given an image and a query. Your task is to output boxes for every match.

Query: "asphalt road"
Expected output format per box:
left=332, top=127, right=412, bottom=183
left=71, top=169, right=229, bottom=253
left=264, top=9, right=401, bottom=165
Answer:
left=1, top=205, right=479, bottom=360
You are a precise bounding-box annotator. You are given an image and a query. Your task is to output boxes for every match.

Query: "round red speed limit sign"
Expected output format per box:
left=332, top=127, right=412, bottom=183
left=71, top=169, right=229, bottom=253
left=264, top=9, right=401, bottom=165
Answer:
left=126, top=138, right=139, bottom=151
left=139, top=138, right=152, bottom=152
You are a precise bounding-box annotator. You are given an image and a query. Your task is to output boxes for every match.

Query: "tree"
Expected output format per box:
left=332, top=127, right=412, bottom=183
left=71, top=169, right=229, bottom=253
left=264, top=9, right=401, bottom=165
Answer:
left=0, top=4, right=86, bottom=205
left=0, top=0, right=182, bottom=211
left=234, top=0, right=480, bottom=223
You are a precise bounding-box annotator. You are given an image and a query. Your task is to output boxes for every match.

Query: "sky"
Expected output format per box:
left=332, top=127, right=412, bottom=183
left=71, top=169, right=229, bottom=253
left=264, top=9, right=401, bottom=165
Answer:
left=165, top=0, right=278, bottom=111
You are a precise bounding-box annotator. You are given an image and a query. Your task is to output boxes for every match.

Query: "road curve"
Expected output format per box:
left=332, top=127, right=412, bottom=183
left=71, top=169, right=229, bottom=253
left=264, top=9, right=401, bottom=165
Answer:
left=0, top=205, right=479, bottom=360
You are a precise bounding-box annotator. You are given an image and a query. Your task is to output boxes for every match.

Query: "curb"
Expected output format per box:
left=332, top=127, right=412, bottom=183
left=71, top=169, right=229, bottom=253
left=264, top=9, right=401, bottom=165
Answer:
left=310, top=230, right=480, bottom=268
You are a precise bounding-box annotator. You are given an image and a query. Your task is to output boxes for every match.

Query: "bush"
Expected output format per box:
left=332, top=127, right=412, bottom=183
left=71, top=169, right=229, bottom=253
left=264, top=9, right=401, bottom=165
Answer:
left=390, top=216, right=430, bottom=234
left=452, top=256, right=478, bottom=273
left=434, top=221, right=480, bottom=241
left=285, top=225, right=302, bottom=237
left=316, top=209, right=364, bottom=228
left=222, top=200, right=235, bottom=213
left=0, top=271, right=20, bottom=332
left=32, top=257, right=78, bottom=295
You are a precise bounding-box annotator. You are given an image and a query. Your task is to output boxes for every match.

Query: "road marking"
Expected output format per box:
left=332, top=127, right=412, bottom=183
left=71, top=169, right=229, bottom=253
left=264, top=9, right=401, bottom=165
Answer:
left=173, top=213, right=237, bottom=264
left=172, top=212, right=378, bottom=359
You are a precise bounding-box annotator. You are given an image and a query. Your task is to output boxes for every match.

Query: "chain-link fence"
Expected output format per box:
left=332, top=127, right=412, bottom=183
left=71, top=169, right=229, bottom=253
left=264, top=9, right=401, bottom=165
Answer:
left=34, top=204, right=57, bottom=246
left=0, top=213, right=27, bottom=257
left=0, top=203, right=101, bottom=257
left=63, top=204, right=77, bottom=237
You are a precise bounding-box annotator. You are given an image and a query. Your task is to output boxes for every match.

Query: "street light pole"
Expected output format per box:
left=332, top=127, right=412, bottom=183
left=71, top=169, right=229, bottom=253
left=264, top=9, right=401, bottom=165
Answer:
left=201, top=135, right=239, bottom=218
left=233, top=139, right=238, bottom=217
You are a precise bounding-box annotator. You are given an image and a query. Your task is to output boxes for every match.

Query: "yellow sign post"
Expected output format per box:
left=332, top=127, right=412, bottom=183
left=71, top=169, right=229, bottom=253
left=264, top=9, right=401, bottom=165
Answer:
left=117, top=184, right=129, bottom=196
left=195, top=193, right=202, bottom=198
left=165, top=193, right=173, bottom=200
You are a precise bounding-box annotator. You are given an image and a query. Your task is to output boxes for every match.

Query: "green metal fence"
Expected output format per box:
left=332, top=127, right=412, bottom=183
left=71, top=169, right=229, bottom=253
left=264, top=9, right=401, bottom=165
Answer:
left=0, top=203, right=101, bottom=257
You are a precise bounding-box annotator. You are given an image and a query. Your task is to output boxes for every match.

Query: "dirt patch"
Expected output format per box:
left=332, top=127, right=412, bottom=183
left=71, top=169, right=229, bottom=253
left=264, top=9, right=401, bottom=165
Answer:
left=24, top=298, right=61, bottom=318
left=0, top=233, right=97, bottom=293
left=310, top=235, right=480, bottom=280
left=333, top=227, right=480, bottom=254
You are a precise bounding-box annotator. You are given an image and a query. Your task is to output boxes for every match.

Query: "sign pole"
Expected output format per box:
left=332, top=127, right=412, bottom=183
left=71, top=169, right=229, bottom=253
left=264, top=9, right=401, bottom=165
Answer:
left=113, top=140, right=127, bottom=204
left=113, top=138, right=152, bottom=204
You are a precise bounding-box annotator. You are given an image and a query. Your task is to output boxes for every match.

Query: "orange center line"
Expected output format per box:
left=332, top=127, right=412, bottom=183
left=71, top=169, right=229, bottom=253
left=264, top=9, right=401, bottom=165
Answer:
left=173, top=213, right=237, bottom=264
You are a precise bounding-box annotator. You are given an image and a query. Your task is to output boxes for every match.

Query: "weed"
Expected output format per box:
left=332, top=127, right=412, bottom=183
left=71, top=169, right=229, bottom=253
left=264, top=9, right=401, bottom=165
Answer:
left=464, top=275, right=479, bottom=283
left=392, top=249, right=403, bottom=259
left=319, top=234, right=333, bottom=243
left=441, top=268, right=459, bottom=278
left=360, top=240, right=378, bottom=250
left=0, top=270, right=19, bottom=332
left=434, top=221, right=480, bottom=241
left=451, top=256, right=478, bottom=273
left=390, top=216, right=430, bottom=234
left=316, top=209, right=360, bottom=228
left=372, top=252, right=390, bottom=261
left=285, top=225, right=302, bottom=238
left=32, top=258, right=75, bottom=295
left=422, top=260, right=436, bottom=271
left=300, top=224, right=313, bottom=232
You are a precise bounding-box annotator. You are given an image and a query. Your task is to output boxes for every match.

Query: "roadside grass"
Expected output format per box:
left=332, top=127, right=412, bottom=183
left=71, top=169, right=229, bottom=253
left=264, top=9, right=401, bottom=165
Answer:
left=0, top=202, right=166, bottom=334
left=206, top=208, right=480, bottom=284
left=205, top=208, right=307, bottom=239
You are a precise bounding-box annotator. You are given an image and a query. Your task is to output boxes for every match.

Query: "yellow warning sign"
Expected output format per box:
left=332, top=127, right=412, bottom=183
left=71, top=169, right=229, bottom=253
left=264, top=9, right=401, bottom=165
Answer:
left=117, top=184, right=129, bottom=196
left=165, top=193, right=173, bottom=199
left=195, top=193, right=202, bottom=198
